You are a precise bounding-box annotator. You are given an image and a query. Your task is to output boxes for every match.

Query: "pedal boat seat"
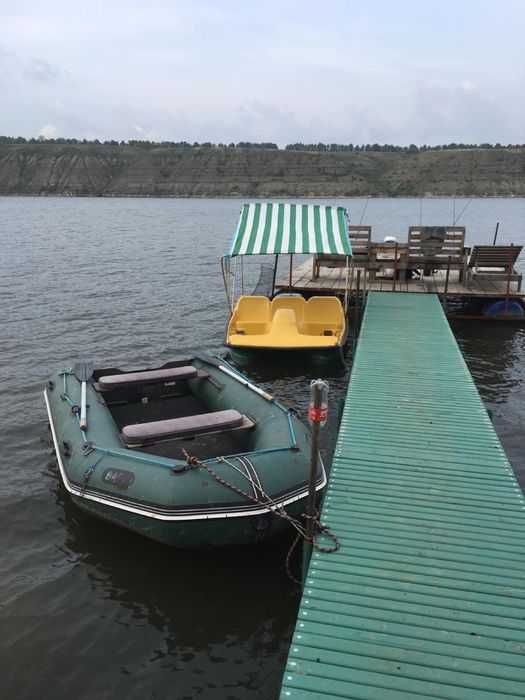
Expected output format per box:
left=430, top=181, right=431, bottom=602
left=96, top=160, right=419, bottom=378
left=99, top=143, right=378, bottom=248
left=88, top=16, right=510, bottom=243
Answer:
left=98, top=366, right=198, bottom=391
left=122, top=409, right=251, bottom=447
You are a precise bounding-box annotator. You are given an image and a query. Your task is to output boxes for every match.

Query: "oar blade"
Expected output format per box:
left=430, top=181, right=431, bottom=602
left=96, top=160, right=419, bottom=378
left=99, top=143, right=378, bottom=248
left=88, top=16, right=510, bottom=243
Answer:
left=73, top=361, right=95, bottom=382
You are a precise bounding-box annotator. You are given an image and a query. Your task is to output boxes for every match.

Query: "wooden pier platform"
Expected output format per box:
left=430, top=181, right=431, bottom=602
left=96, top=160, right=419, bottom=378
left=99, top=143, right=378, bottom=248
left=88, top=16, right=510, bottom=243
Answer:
left=280, top=292, right=525, bottom=699
left=276, top=257, right=525, bottom=299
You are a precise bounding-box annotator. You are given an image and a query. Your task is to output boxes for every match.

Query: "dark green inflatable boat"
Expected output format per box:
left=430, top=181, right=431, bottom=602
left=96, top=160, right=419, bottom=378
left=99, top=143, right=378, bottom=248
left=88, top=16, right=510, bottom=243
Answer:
left=44, top=355, right=326, bottom=548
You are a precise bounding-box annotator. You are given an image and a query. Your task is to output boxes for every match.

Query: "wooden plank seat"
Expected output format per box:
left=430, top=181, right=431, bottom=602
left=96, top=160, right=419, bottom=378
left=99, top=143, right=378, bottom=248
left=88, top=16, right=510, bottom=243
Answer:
left=467, top=245, right=523, bottom=291
left=312, top=225, right=371, bottom=279
left=121, top=410, right=254, bottom=446
left=408, top=225, right=467, bottom=280
left=98, top=366, right=198, bottom=391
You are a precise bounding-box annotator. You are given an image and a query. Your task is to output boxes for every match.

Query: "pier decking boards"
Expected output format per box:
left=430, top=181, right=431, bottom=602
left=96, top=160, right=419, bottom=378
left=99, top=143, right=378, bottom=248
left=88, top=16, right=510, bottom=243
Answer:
left=276, top=258, right=525, bottom=298
left=280, top=292, right=525, bottom=700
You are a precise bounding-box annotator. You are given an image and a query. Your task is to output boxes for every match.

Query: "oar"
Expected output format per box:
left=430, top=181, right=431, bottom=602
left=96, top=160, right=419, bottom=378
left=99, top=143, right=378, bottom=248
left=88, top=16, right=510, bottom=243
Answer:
left=74, top=361, right=94, bottom=430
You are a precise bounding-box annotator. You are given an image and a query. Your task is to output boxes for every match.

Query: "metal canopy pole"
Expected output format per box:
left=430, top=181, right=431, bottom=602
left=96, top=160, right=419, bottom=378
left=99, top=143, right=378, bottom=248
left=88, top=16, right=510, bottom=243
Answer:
left=221, top=256, right=233, bottom=313
left=271, top=254, right=279, bottom=298
left=344, top=257, right=350, bottom=313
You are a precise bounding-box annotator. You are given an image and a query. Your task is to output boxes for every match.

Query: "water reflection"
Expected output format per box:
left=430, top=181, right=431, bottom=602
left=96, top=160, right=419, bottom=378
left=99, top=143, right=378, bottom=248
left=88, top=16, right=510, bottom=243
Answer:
left=453, top=321, right=525, bottom=489
left=49, top=466, right=301, bottom=699
left=452, top=321, right=525, bottom=403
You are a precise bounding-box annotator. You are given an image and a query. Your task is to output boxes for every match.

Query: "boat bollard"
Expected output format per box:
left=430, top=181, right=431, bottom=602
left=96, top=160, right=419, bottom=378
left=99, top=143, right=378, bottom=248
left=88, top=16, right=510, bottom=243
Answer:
left=302, top=379, right=329, bottom=584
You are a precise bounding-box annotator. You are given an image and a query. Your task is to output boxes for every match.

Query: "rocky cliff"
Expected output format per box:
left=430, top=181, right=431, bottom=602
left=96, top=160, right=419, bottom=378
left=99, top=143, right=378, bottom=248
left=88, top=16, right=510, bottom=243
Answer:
left=1, top=143, right=525, bottom=197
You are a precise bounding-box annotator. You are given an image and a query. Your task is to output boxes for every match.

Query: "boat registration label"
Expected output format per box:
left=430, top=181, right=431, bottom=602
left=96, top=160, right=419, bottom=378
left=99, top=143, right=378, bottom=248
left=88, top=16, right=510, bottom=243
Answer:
left=103, top=468, right=135, bottom=489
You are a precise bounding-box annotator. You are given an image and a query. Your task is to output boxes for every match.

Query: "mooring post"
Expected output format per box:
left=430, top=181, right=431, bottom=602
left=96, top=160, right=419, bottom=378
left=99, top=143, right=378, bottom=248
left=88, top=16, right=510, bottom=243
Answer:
left=302, top=379, right=329, bottom=583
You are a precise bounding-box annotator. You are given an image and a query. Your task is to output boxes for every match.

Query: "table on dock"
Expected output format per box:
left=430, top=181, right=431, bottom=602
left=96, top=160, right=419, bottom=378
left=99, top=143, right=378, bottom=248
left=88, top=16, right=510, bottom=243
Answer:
left=280, top=292, right=525, bottom=700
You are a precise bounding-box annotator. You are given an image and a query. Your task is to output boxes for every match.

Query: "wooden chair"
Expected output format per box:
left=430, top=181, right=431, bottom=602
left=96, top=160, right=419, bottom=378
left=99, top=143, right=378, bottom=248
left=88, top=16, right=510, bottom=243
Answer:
left=407, top=226, right=467, bottom=280
left=312, top=225, right=371, bottom=279
left=467, top=245, right=523, bottom=291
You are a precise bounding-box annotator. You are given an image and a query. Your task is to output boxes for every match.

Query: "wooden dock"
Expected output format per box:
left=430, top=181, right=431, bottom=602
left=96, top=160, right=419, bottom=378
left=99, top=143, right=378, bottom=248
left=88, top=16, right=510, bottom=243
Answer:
left=280, top=292, right=525, bottom=699
left=276, top=257, right=525, bottom=299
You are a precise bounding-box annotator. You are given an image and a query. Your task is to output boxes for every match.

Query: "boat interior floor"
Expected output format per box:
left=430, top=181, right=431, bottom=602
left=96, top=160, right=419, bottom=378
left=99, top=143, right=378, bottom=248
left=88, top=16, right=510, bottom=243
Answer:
left=106, top=393, right=252, bottom=461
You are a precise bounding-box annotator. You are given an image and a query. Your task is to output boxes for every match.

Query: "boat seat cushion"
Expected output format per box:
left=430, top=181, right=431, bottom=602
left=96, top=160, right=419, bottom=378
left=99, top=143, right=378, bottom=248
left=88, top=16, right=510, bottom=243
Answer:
left=99, top=366, right=198, bottom=390
left=122, top=409, right=246, bottom=445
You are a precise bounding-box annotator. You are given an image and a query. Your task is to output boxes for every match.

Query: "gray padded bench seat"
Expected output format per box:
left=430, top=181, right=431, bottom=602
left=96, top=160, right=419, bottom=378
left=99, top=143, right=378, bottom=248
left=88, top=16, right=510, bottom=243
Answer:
left=99, top=366, right=198, bottom=391
left=122, top=409, right=252, bottom=446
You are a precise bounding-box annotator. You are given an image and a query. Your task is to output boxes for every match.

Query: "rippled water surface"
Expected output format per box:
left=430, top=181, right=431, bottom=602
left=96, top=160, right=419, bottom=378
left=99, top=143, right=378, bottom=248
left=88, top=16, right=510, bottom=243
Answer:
left=1, top=196, right=524, bottom=699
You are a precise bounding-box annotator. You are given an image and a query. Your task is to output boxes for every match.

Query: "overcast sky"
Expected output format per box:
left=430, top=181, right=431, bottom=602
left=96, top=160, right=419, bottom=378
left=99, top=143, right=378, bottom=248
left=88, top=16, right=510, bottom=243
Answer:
left=1, top=0, right=524, bottom=145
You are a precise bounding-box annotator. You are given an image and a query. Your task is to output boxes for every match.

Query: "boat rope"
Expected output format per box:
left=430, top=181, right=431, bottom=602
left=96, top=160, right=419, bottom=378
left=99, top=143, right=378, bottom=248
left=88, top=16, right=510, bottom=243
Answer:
left=80, top=454, right=105, bottom=495
left=182, top=449, right=339, bottom=583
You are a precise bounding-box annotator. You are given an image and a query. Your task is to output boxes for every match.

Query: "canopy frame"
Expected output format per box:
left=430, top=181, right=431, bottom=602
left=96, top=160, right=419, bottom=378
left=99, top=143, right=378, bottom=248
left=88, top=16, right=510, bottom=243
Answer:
left=222, top=202, right=353, bottom=314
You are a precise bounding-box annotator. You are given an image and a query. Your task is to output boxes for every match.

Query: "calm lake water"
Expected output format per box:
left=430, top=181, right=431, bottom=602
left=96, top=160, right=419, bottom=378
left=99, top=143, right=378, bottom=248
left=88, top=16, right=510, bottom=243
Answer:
left=1, top=196, right=524, bottom=699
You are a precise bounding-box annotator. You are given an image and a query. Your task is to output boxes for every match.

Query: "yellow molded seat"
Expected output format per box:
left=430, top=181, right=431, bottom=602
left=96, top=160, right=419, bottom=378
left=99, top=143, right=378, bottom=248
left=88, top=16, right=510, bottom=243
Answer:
left=302, top=297, right=345, bottom=336
left=228, top=296, right=271, bottom=335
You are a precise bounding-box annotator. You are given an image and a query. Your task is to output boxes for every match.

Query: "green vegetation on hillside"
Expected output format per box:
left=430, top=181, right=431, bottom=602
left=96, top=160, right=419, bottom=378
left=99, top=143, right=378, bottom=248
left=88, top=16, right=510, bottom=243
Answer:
left=1, top=140, right=524, bottom=197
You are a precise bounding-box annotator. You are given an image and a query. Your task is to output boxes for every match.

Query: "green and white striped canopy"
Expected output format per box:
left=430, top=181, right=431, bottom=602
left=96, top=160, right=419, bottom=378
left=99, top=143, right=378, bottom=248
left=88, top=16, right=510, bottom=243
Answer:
left=229, top=203, right=352, bottom=256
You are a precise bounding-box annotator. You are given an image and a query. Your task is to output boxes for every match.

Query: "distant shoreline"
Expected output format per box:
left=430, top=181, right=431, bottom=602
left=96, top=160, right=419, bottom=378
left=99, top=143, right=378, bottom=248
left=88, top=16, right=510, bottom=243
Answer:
left=1, top=192, right=524, bottom=200
left=2, top=143, right=525, bottom=198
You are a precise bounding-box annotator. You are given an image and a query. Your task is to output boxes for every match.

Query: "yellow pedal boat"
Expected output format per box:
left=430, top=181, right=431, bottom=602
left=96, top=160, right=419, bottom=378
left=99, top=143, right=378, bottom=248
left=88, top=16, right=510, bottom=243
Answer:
left=222, top=202, right=352, bottom=363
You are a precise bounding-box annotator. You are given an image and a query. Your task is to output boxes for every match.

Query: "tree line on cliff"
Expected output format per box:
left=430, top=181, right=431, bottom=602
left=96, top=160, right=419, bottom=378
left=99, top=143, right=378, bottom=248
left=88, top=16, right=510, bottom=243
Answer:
left=1, top=135, right=524, bottom=152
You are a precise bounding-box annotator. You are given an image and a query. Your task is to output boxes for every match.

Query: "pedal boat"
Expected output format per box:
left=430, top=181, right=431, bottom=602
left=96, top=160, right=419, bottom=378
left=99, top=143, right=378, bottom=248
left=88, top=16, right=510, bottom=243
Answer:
left=44, top=355, right=326, bottom=548
left=222, top=202, right=352, bottom=364
left=226, top=295, right=347, bottom=362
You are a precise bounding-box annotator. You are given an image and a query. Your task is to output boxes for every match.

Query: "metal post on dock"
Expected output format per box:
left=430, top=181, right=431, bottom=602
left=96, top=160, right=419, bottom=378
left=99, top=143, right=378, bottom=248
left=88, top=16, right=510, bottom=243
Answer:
left=353, top=269, right=362, bottom=351
left=303, top=379, right=329, bottom=583
left=443, top=255, right=451, bottom=314
left=493, top=222, right=500, bottom=246
left=505, top=244, right=513, bottom=313
left=356, top=269, right=362, bottom=315
left=392, top=242, right=398, bottom=292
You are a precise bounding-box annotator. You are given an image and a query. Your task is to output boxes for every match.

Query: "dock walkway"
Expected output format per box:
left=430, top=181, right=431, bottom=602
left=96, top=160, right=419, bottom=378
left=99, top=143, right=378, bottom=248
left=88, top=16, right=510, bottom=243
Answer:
left=280, top=292, right=525, bottom=699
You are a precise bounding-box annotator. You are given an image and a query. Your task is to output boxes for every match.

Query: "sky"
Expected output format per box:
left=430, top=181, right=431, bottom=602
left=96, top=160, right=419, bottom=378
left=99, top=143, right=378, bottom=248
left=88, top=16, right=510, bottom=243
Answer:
left=1, top=0, right=525, bottom=145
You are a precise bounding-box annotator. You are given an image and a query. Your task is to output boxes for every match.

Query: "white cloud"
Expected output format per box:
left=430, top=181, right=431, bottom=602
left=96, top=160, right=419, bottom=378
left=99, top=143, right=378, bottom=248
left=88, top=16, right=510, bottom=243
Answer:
left=39, top=124, right=58, bottom=139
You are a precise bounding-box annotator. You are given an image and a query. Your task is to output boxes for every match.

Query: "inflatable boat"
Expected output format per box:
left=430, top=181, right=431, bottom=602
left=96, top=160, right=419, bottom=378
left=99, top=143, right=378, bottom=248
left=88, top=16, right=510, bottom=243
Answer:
left=44, top=355, right=326, bottom=548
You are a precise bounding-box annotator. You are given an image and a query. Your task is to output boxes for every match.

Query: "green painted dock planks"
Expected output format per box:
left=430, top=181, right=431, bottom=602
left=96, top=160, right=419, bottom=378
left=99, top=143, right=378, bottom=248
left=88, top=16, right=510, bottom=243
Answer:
left=280, top=292, right=525, bottom=700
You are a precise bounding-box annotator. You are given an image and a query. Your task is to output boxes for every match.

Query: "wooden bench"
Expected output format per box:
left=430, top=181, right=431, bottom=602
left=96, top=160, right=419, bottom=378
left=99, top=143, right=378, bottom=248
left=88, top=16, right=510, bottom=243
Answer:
left=312, top=225, right=371, bottom=279
left=408, top=226, right=467, bottom=280
left=467, top=245, right=523, bottom=291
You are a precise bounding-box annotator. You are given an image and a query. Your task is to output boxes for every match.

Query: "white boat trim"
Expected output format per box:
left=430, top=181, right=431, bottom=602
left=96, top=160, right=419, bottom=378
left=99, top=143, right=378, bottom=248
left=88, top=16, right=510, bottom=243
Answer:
left=44, top=389, right=327, bottom=522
